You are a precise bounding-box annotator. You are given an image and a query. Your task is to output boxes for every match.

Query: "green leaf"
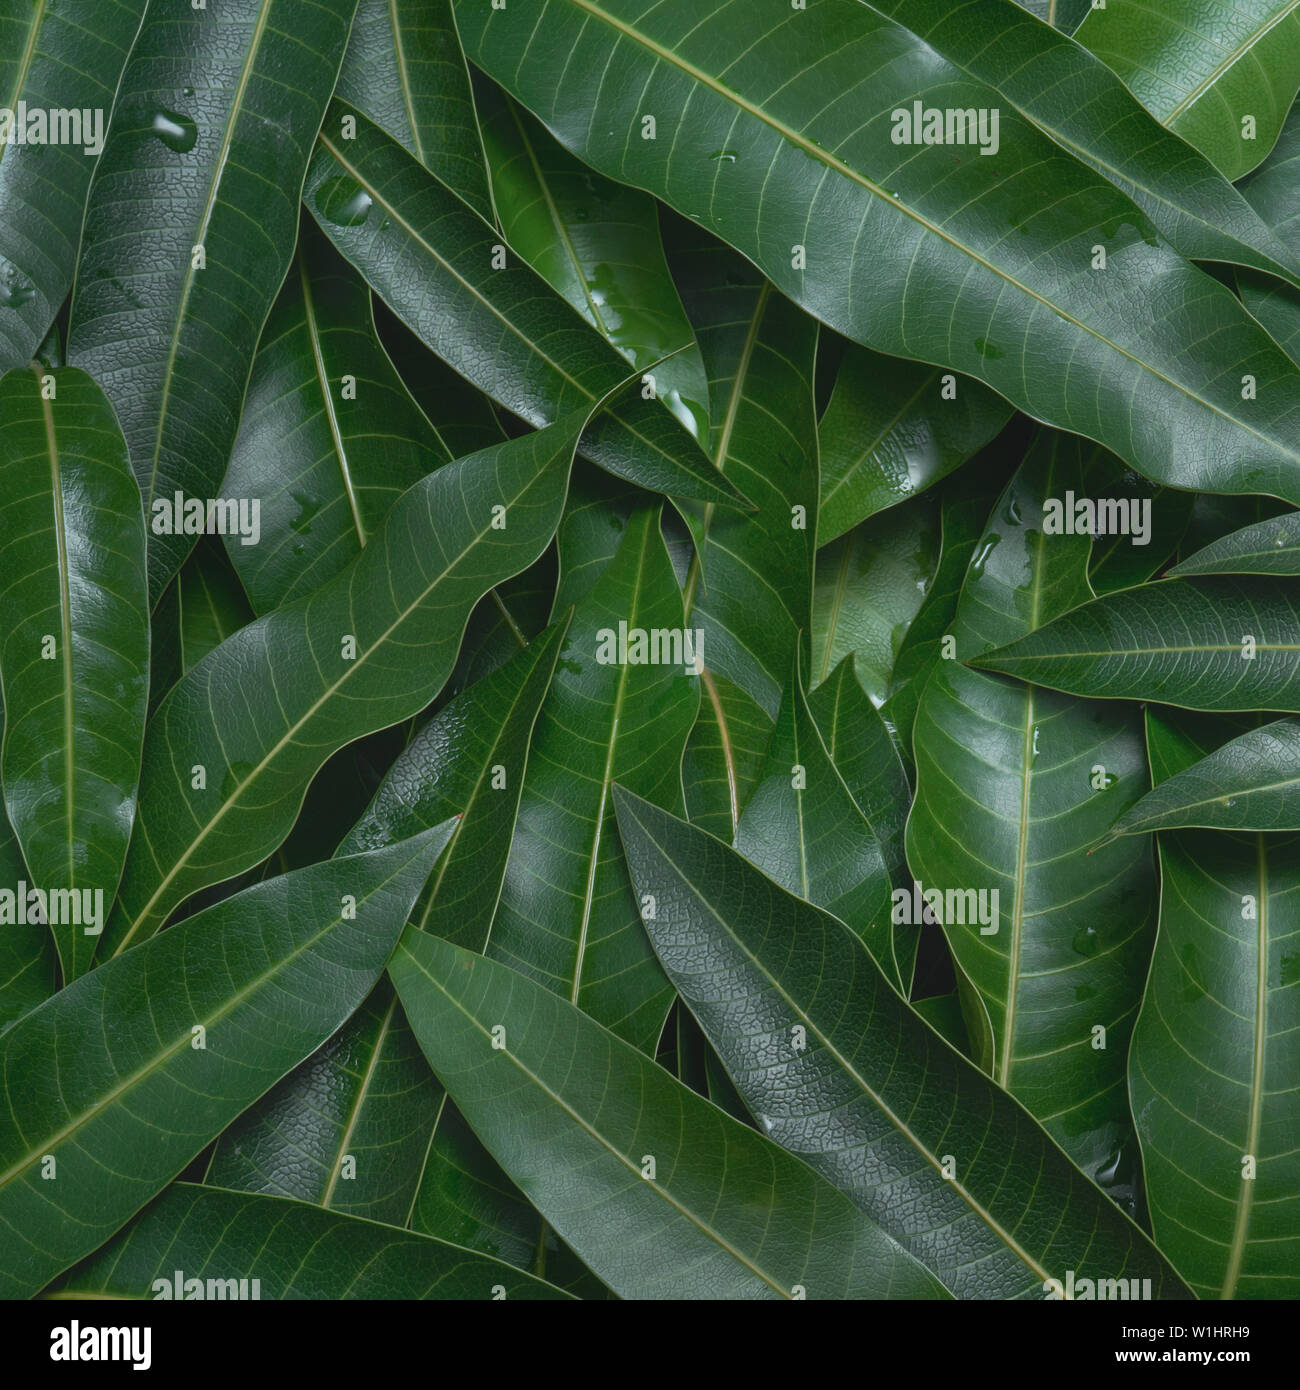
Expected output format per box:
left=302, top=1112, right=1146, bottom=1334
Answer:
left=334, top=0, right=492, bottom=218
left=614, top=785, right=1190, bottom=1299
left=1083, top=448, right=1194, bottom=596
left=177, top=536, right=253, bottom=671
left=875, top=0, right=1300, bottom=284
left=0, top=0, right=146, bottom=370
left=0, top=365, right=148, bottom=980
left=455, top=0, right=1300, bottom=501
left=973, top=576, right=1300, bottom=712
left=811, top=496, right=940, bottom=704
left=736, top=652, right=900, bottom=990
left=50, top=1183, right=574, bottom=1300
left=0, top=827, right=452, bottom=1299
left=490, top=506, right=696, bottom=1050
left=223, top=217, right=449, bottom=615
left=816, top=343, right=1011, bottom=544
left=391, top=927, right=950, bottom=1300
left=673, top=236, right=818, bottom=717
left=304, top=102, right=743, bottom=510
left=1173, top=511, right=1300, bottom=576
left=1238, top=97, right=1300, bottom=366
left=1130, top=810, right=1300, bottom=1295
left=67, top=0, right=359, bottom=600
left=1104, top=717, right=1300, bottom=839
left=906, top=433, right=1157, bottom=1199
left=681, top=669, right=773, bottom=842
left=103, top=404, right=598, bottom=957
left=477, top=83, right=710, bottom=446
left=1074, top=0, right=1300, bottom=180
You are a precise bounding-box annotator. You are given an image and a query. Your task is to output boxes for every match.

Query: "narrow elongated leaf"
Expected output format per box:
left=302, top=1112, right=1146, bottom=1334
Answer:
left=305, top=103, right=742, bottom=510
left=673, top=236, right=818, bottom=717
left=1173, top=511, right=1300, bottom=575
left=973, top=576, right=1300, bottom=712
left=1239, top=98, right=1300, bottom=365
left=736, top=654, right=899, bottom=990
left=52, top=1184, right=573, bottom=1300
left=817, top=343, right=1011, bottom=544
left=103, top=404, right=600, bottom=957
left=223, top=218, right=449, bottom=614
left=614, top=786, right=1190, bottom=1299
left=391, top=928, right=949, bottom=1300
left=68, top=0, right=359, bottom=599
left=1083, top=448, right=1194, bottom=596
left=0, top=711, right=54, bottom=1032
left=875, top=0, right=1300, bottom=284
left=1074, top=0, right=1300, bottom=179
left=478, top=83, right=710, bottom=445
left=334, top=0, right=492, bottom=218
left=1131, top=811, right=1300, bottom=1294
left=907, top=433, right=1156, bottom=1198
left=490, top=506, right=696, bottom=1049
left=0, top=827, right=451, bottom=1299
left=681, top=669, right=773, bottom=841
left=0, top=365, right=148, bottom=980
left=456, top=0, right=1300, bottom=501
left=177, top=537, right=253, bottom=671
left=1105, top=717, right=1300, bottom=839
left=0, top=0, right=146, bottom=369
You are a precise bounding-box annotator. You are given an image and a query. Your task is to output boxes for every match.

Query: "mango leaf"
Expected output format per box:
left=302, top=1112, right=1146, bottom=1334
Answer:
left=305, top=102, right=743, bottom=510
left=455, top=0, right=1300, bottom=502
left=334, top=0, right=492, bottom=218
left=816, top=343, right=1011, bottom=544
left=1173, top=511, right=1300, bottom=576
left=477, top=82, right=710, bottom=446
left=1238, top=96, right=1300, bottom=366
left=391, top=927, right=950, bottom=1300
left=811, top=496, right=940, bottom=703
left=103, top=403, right=601, bottom=957
left=875, top=0, right=1300, bottom=284
left=681, top=669, right=774, bottom=842
left=223, top=217, right=449, bottom=614
left=1074, top=0, right=1300, bottom=180
left=736, top=652, right=900, bottom=991
left=67, top=0, right=359, bottom=600
left=614, top=786, right=1189, bottom=1299
left=1130, top=708, right=1300, bottom=1296
left=906, top=432, right=1157, bottom=1200
left=973, top=576, right=1300, bottom=712
left=177, top=536, right=254, bottom=671
left=0, top=0, right=146, bottom=370
left=1083, top=448, right=1194, bottom=596
left=0, top=827, right=452, bottom=1299
left=50, top=1184, right=573, bottom=1300
left=1103, top=717, right=1300, bottom=839
left=672, top=234, right=819, bottom=717
left=0, top=365, right=148, bottom=981
left=490, top=506, right=696, bottom=1050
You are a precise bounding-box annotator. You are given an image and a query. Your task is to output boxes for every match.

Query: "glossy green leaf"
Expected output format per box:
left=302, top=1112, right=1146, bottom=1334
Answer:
left=1074, top=0, right=1300, bottom=180
left=811, top=496, right=940, bottom=704
left=875, top=0, right=1300, bottom=284
left=0, top=0, right=146, bottom=370
left=391, top=927, right=950, bottom=1300
left=67, top=0, right=359, bottom=600
left=477, top=83, right=710, bottom=446
left=103, top=404, right=599, bottom=957
left=51, top=1183, right=573, bottom=1300
left=305, top=102, right=742, bottom=510
left=455, top=0, right=1300, bottom=502
left=223, top=217, right=449, bottom=614
left=334, top=0, right=492, bottom=218
left=1238, top=96, right=1300, bottom=366
left=1173, top=511, right=1300, bottom=575
left=1105, top=717, right=1300, bottom=839
left=816, top=343, right=1011, bottom=545
left=673, top=236, right=818, bottom=717
left=0, top=365, right=148, bottom=980
left=614, top=786, right=1189, bottom=1299
left=177, top=536, right=254, bottom=671
left=0, top=827, right=451, bottom=1299
left=973, top=576, right=1300, bottom=712
left=681, top=669, right=773, bottom=842
left=907, top=433, right=1157, bottom=1199
left=1083, top=448, right=1194, bottom=596
left=736, top=653, right=899, bottom=990
left=489, top=506, right=695, bottom=1050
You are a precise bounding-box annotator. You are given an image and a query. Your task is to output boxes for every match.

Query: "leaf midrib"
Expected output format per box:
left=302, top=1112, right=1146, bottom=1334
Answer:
left=0, top=0, right=46, bottom=184
left=1163, top=0, right=1300, bottom=125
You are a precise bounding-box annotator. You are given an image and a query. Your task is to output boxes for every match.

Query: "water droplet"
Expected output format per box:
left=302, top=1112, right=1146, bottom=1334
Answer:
left=1031, top=725, right=1042, bottom=761
left=315, top=175, right=372, bottom=227
left=1277, top=536, right=1287, bottom=547
left=974, top=337, right=1004, bottom=360
left=150, top=108, right=198, bottom=153
left=709, top=149, right=738, bottom=163
left=1072, top=924, right=1099, bottom=957
left=1002, top=495, right=1022, bottom=527
left=968, top=534, right=1001, bottom=577
left=0, top=279, right=35, bottom=309
left=289, top=492, right=316, bottom=535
